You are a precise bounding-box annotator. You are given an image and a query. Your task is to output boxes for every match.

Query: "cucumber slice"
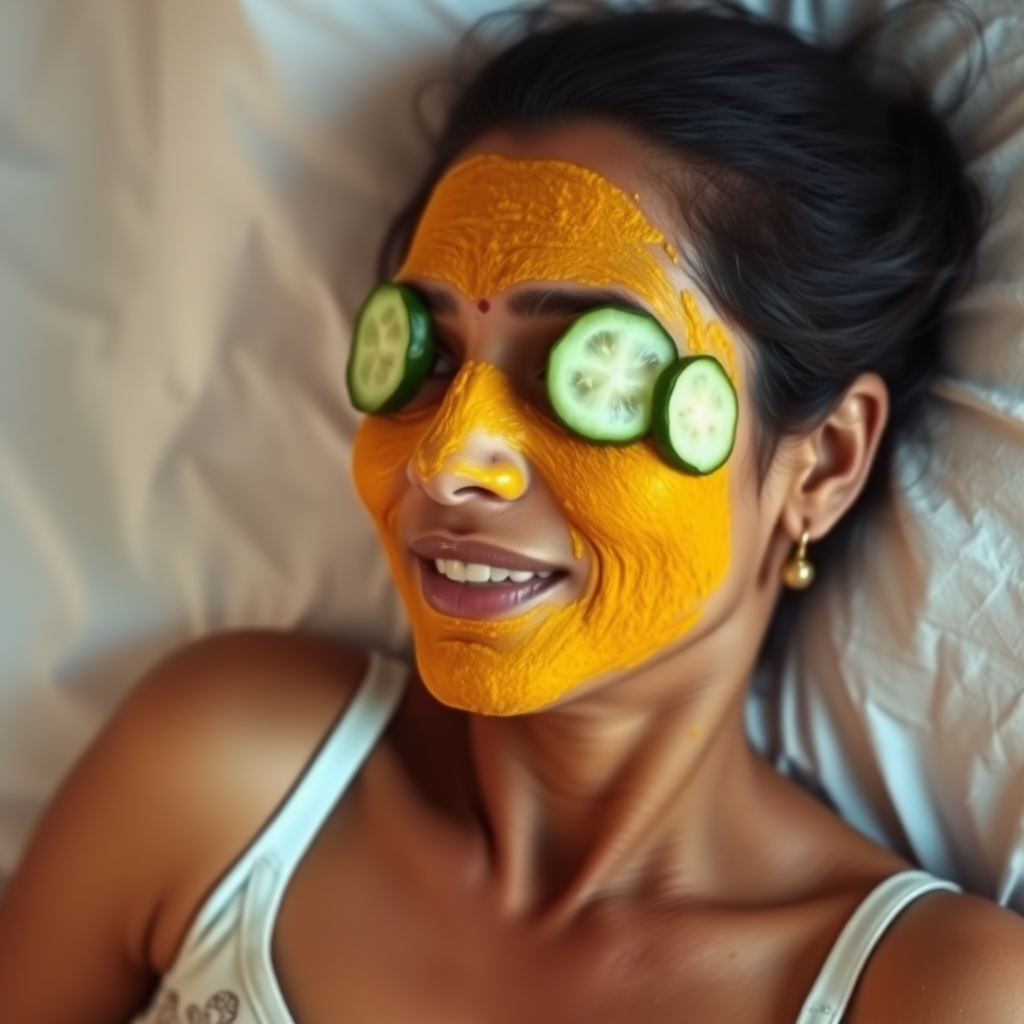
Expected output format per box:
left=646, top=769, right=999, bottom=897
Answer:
left=546, top=307, right=676, bottom=444
left=653, top=356, right=738, bottom=474
left=347, top=283, right=433, bottom=414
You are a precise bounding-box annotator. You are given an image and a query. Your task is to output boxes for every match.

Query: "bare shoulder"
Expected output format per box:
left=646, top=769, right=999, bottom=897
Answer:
left=0, top=630, right=369, bottom=1021
left=108, top=630, right=369, bottom=855
left=113, top=630, right=370, bottom=958
left=850, top=887, right=1024, bottom=1023
left=63, top=629, right=369, bottom=886
left=120, top=629, right=369, bottom=759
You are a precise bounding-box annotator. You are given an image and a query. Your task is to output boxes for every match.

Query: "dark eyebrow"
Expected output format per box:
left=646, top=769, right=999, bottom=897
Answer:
left=411, top=284, right=459, bottom=317
left=409, top=283, right=650, bottom=320
left=507, top=287, right=650, bottom=319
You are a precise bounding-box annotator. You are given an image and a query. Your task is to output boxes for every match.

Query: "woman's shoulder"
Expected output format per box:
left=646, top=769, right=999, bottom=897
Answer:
left=53, top=633, right=366, bottom=958
left=118, top=630, right=371, bottom=962
left=109, top=630, right=370, bottom=841
left=0, top=630, right=371, bottom=1019
left=849, top=885, right=1024, bottom=1023
left=119, top=629, right=369, bottom=760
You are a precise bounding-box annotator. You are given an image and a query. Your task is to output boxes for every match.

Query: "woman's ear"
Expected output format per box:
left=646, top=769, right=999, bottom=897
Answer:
left=781, top=373, right=889, bottom=542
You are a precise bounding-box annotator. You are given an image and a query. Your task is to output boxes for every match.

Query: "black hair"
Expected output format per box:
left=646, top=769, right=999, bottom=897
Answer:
left=379, top=1, right=986, bottom=596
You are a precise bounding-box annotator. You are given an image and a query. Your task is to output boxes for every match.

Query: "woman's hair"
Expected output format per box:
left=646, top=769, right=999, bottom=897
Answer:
left=379, top=1, right=986, bottom=587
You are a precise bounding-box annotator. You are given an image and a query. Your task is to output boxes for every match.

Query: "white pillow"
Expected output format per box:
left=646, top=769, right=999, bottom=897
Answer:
left=750, top=0, right=1024, bottom=910
left=0, top=0, right=1021, bottom=914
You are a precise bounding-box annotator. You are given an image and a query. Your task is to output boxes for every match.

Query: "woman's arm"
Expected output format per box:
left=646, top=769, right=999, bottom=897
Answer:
left=0, top=668, right=173, bottom=1022
left=0, top=630, right=365, bottom=1023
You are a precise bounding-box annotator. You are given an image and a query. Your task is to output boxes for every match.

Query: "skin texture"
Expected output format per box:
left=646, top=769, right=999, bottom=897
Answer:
left=2, top=120, right=1024, bottom=1024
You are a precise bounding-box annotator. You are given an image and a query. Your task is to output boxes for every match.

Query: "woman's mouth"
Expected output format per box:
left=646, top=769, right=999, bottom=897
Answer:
left=418, top=556, right=566, bottom=620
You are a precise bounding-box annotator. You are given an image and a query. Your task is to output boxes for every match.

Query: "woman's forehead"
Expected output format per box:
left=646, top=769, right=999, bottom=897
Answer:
left=398, top=138, right=741, bottom=378
left=457, top=120, right=663, bottom=203
left=398, top=151, right=688, bottom=333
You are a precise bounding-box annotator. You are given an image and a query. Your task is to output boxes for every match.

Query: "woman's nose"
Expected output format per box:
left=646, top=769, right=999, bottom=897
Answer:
left=409, top=443, right=528, bottom=504
left=407, top=361, right=531, bottom=505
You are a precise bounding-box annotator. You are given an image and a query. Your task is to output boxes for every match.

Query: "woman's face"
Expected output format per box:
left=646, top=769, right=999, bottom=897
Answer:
left=353, top=122, right=771, bottom=716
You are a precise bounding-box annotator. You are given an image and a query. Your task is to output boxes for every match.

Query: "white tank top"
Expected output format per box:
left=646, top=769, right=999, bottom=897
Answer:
left=132, top=652, right=960, bottom=1024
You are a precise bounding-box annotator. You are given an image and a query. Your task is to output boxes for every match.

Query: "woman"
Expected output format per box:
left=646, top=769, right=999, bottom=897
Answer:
left=1, top=5, right=1022, bottom=1022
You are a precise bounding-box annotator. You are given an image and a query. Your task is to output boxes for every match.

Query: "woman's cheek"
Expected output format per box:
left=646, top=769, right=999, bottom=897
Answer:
left=353, top=413, right=432, bottom=532
left=527, top=425, right=732, bottom=652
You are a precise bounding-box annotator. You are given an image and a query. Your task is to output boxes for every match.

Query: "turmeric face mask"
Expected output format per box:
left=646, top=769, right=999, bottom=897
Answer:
left=353, top=155, right=736, bottom=715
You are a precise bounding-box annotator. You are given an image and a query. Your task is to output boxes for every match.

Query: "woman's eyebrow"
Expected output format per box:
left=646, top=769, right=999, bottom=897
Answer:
left=507, top=287, right=649, bottom=318
left=412, top=285, right=459, bottom=316
left=410, top=283, right=650, bottom=320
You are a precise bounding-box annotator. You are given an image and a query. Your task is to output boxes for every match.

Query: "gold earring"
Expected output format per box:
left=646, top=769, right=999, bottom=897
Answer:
left=781, top=528, right=815, bottom=590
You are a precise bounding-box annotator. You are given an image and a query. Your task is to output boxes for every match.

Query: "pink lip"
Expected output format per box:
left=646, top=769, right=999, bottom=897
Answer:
left=417, top=558, right=564, bottom=620
left=410, top=536, right=565, bottom=574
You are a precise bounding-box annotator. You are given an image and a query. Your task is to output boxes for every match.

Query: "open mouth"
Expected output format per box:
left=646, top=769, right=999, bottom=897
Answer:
left=418, top=557, right=567, bottom=620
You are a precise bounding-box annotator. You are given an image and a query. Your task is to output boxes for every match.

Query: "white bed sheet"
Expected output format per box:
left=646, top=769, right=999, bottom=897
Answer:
left=1, top=0, right=1022, bottom=910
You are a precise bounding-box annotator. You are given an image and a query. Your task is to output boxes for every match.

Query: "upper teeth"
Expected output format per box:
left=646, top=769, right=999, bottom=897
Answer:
left=434, top=559, right=552, bottom=584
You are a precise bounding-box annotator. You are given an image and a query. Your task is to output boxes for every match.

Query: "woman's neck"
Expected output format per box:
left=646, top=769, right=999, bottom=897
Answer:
left=464, top=642, right=766, bottom=926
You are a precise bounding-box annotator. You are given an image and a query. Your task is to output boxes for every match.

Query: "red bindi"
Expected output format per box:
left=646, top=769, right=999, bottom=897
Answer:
left=477, top=298, right=491, bottom=313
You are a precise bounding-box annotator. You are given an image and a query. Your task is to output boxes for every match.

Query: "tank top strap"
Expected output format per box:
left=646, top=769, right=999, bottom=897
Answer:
left=253, top=650, right=408, bottom=873
left=186, top=649, right=408, bottom=939
left=795, top=869, right=961, bottom=1023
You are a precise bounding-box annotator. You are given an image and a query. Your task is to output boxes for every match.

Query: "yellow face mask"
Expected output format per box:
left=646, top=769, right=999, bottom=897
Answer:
left=353, top=154, right=737, bottom=715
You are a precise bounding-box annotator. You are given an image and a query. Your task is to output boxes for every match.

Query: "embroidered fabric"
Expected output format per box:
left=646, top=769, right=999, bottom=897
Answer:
left=149, top=987, right=239, bottom=1024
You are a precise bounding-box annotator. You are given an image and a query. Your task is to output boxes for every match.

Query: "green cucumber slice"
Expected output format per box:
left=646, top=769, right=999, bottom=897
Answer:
left=653, top=356, right=738, bottom=474
left=347, top=283, right=433, bottom=414
left=546, top=307, right=676, bottom=444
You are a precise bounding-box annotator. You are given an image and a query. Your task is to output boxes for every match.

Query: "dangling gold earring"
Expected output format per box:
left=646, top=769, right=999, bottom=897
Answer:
left=781, top=528, right=815, bottom=590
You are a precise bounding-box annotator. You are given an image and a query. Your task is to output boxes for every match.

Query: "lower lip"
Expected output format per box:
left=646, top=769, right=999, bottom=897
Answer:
left=418, top=559, right=564, bottom=620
